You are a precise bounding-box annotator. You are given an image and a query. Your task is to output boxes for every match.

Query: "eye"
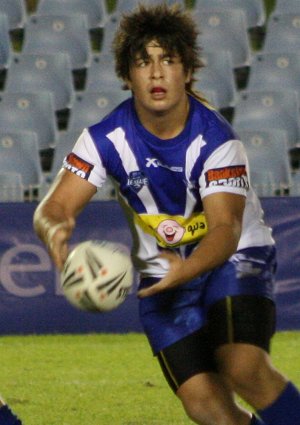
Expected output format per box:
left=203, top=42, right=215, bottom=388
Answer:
left=135, top=58, right=149, bottom=68
left=162, top=56, right=173, bottom=65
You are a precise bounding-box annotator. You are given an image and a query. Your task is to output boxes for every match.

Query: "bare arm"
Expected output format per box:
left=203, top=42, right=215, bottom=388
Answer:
left=33, top=169, right=97, bottom=270
left=138, top=192, right=246, bottom=297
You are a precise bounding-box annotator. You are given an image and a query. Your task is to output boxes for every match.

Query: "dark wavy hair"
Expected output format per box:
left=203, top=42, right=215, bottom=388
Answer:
left=112, top=3, right=204, bottom=91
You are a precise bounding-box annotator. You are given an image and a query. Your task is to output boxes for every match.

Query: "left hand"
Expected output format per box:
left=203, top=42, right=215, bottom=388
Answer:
left=138, top=250, right=188, bottom=298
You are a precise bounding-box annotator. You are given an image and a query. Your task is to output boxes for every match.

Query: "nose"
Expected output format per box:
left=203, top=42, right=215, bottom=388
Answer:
left=151, top=60, right=163, bottom=79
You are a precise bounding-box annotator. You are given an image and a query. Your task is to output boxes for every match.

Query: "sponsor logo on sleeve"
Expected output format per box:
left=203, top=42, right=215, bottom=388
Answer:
left=63, top=153, right=94, bottom=180
left=205, top=165, right=249, bottom=189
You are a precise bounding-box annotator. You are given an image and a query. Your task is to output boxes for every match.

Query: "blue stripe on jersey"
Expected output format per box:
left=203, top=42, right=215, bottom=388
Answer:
left=89, top=96, right=238, bottom=218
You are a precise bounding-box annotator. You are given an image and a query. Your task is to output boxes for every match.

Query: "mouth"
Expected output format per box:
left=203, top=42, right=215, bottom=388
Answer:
left=151, top=87, right=166, bottom=95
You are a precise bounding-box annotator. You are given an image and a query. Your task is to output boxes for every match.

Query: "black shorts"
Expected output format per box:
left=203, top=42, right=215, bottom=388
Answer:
left=156, top=295, right=276, bottom=393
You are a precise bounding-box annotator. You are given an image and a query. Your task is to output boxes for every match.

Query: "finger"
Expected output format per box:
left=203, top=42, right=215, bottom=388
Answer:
left=138, top=280, right=170, bottom=298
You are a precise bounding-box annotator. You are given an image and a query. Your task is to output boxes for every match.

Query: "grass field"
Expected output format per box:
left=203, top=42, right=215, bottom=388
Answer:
left=1, top=331, right=299, bottom=424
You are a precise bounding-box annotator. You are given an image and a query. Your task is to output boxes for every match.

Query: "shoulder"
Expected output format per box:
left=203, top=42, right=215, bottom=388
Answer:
left=88, top=97, right=134, bottom=141
left=189, top=95, right=239, bottom=157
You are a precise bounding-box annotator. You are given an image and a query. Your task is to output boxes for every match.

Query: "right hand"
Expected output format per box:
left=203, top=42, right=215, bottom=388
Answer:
left=46, top=217, right=75, bottom=271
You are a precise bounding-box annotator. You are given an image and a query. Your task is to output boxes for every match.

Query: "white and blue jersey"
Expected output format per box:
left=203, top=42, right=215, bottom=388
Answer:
left=63, top=94, right=274, bottom=278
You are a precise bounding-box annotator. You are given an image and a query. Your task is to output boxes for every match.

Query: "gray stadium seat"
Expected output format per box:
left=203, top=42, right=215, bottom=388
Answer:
left=0, top=172, right=24, bottom=202
left=23, top=14, right=92, bottom=70
left=0, top=13, right=11, bottom=69
left=0, top=92, right=58, bottom=151
left=193, top=0, right=266, bottom=28
left=193, top=50, right=237, bottom=109
left=263, top=13, right=300, bottom=54
left=100, top=14, right=119, bottom=53
left=85, top=53, right=122, bottom=92
left=50, top=130, right=82, bottom=180
left=233, top=90, right=300, bottom=151
left=36, top=0, right=107, bottom=29
left=0, top=131, right=44, bottom=189
left=237, top=128, right=292, bottom=196
left=5, top=53, right=75, bottom=111
left=193, top=8, right=251, bottom=68
left=273, top=0, right=300, bottom=15
left=0, top=0, right=26, bottom=30
left=290, top=172, right=300, bottom=196
left=247, top=52, right=300, bottom=104
left=68, top=90, right=131, bottom=132
left=114, top=0, right=185, bottom=16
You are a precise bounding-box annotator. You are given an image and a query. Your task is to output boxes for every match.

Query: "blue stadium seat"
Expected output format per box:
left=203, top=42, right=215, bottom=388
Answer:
left=263, top=13, right=300, bottom=54
left=0, top=92, right=58, bottom=151
left=233, top=90, right=300, bottom=151
left=68, top=90, right=131, bottom=132
left=247, top=52, right=300, bottom=104
left=193, top=0, right=266, bottom=28
left=0, top=131, right=44, bottom=189
left=193, top=8, right=251, bottom=68
left=193, top=50, right=237, bottom=109
left=5, top=53, right=75, bottom=111
left=85, top=53, right=122, bottom=92
left=36, top=0, right=107, bottom=29
left=0, top=0, right=26, bottom=30
left=236, top=128, right=292, bottom=196
left=0, top=13, right=11, bottom=69
left=23, top=14, right=92, bottom=70
left=0, top=172, right=24, bottom=202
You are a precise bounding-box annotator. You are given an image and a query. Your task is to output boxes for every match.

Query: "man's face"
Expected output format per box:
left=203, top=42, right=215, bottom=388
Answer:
left=126, top=41, right=191, bottom=116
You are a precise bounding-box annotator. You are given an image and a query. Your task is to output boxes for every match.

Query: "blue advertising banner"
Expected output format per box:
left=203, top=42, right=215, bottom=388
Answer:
left=0, top=198, right=299, bottom=335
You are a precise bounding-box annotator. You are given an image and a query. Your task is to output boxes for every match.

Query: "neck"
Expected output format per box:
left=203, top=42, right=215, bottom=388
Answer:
left=135, top=95, right=190, bottom=139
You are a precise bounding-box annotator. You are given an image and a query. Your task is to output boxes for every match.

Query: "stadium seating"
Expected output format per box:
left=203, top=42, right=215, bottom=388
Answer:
left=290, top=171, right=300, bottom=196
left=233, top=90, right=300, bottom=151
left=193, top=50, right=237, bottom=109
left=4, top=53, right=75, bottom=111
left=0, top=131, right=44, bottom=189
left=237, top=128, right=292, bottom=196
left=263, top=13, right=300, bottom=54
left=114, top=0, right=185, bottom=15
left=49, top=130, right=82, bottom=180
left=36, top=0, right=107, bottom=29
left=0, top=172, right=24, bottom=202
left=247, top=52, right=300, bottom=104
left=0, top=0, right=26, bottom=30
left=100, top=14, right=119, bottom=53
left=272, top=0, right=300, bottom=15
left=0, top=13, right=11, bottom=69
left=85, top=53, right=122, bottom=93
left=22, top=14, right=92, bottom=70
left=192, top=0, right=266, bottom=28
left=0, top=92, right=58, bottom=151
left=193, top=8, right=251, bottom=68
left=68, top=90, right=131, bottom=132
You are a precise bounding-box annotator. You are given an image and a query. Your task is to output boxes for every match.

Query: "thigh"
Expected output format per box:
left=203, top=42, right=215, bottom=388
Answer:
left=207, top=295, right=276, bottom=352
left=157, top=327, right=216, bottom=393
left=139, top=276, right=208, bottom=354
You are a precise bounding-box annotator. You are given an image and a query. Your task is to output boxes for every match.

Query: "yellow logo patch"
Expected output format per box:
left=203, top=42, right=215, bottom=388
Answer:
left=135, top=212, right=208, bottom=247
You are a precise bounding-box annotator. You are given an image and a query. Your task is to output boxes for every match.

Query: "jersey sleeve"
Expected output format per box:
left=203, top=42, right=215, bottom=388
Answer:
left=199, top=139, right=250, bottom=198
left=63, top=128, right=107, bottom=187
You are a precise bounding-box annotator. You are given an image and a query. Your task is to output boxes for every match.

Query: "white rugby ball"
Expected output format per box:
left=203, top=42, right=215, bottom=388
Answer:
left=61, top=240, right=133, bottom=312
